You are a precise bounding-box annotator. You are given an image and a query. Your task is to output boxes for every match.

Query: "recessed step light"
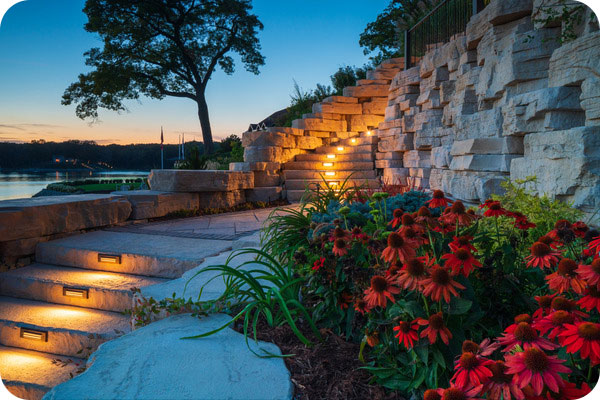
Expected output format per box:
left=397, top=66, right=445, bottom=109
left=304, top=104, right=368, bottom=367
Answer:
left=327, top=181, right=340, bottom=187
left=326, top=154, right=336, bottom=159
left=337, top=146, right=344, bottom=151
left=322, top=162, right=334, bottom=167
left=325, top=171, right=335, bottom=176
left=98, top=253, right=121, bottom=264
left=63, top=287, right=89, bottom=299
left=20, top=327, right=48, bottom=342
left=350, top=138, right=357, bottom=144
left=366, top=130, right=372, bottom=136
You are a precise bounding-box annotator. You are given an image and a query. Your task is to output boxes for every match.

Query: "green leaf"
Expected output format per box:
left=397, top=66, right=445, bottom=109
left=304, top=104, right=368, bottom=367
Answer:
left=414, top=344, right=429, bottom=364
left=432, top=348, right=446, bottom=369
left=448, top=297, right=472, bottom=315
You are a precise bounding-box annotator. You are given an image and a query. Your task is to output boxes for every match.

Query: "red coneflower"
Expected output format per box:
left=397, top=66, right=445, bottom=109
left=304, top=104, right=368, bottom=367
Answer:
left=441, top=201, right=476, bottom=227
left=382, top=232, right=416, bottom=263
left=400, top=226, right=428, bottom=247
left=451, top=352, right=493, bottom=390
left=576, top=258, right=600, bottom=289
left=442, top=248, right=482, bottom=277
left=483, top=201, right=507, bottom=217
left=449, top=235, right=477, bottom=253
left=398, top=213, right=425, bottom=235
left=526, top=381, right=591, bottom=400
left=533, top=310, right=576, bottom=340
left=312, top=257, right=325, bottom=271
left=572, top=221, right=589, bottom=238
left=577, top=285, right=600, bottom=313
left=332, top=238, right=348, bottom=256
left=482, top=360, right=524, bottom=400
left=418, top=312, right=452, bottom=345
left=354, top=298, right=370, bottom=315
left=533, top=294, right=557, bottom=319
left=393, top=319, right=420, bottom=349
left=525, top=242, right=561, bottom=269
left=545, top=258, right=586, bottom=294
left=508, top=212, right=536, bottom=230
left=427, top=189, right=452, bottom=209
left=389, top=208, right=404, bottom=228
left=363, top=275, right=401, bottom=309
left=498, top=322, right=558, bottom=352
left=550, top=296, right=589, bottom=319
left=435, top=385, right=484, bottom=400
left=424, top=389, right=441, bottom=400
left=416, top=206, right=438, bottom=228
left=462, top=339, right=501, bottom=357
left=558, top=322, right=600, bottom=365
left=366, top=331, right=380, bottom=347
left=329, top=226, right=348, bottom=242
left=434, top=220, right=456, bottom=235
left=396, top=256, right=429, bottom=290
left=386, top=262, right=401, bottom=277
left=421, top=266, right=466, bottom=303
left=339, top=292, right=352, bottom=310
left=479, top=199, right=495, bottom=209
left=588, top=235, right=600, bottom=257
left=537, top=235, right=560, bottom=250
left=505, top=347, right=570, bottom=396
left=504, top=314, right=532, bottom=334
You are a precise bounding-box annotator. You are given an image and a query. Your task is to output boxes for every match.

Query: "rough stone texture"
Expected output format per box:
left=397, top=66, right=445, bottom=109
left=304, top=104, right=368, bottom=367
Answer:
left=253, top=170, right=281, bottom=187
left=245, top=187, right=282, bottom=203
left=0, top=195, right=131, bottom=242
left=199, top=190, right=246, bottom=209
left=111, top=190, right=199, bottom=220
left=44, top=314, right=293, bottom=400
left=243, top=146, right=283, bottom=163
left=148, top=170, right=253, bottom=192
left=242, top=131, right=296, bottom=148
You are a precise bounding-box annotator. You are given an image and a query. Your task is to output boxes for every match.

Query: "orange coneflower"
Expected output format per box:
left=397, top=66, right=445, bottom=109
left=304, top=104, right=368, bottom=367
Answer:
left=427, top=189, right=452, bottom=209
left=417, top=312, right=452, bottom=345
left=354, top=298, right=370, bottom=315
left=363, top=275, right=400, bottom=309
left=332, top=238, right=348, bottom=257
left=576, top=258, right=600, bottom=289
left=424, top=389, right=441, bottom=400
left=396, top=256, right=429, bottom=291
left=415, top=206, right=438, bottom=229
left=558, top=322, right=600, bottom=365
left=441, top=200, right=476, bottom=227
left=382, top=232, right=416, bottom=264
left=393, top=319, right=420, bottom=349
left=483, top=201, right=507, bottom=217
left=577, top=285, right=600, bottom=313
left=498, top=321, right=557, bottom=352
left=435, top=386, right=484, bottom=400
left=421, top=265, right=465, bottom=303
left=505, top=347, right=570, bottom=396
left=398, top=213, right=425, bottom=235
left=451, top=352, right=493, bottom=390
left=525, top=242, right=561, bottom=269
left=329, top=226, right=349, bottom=242
left=400, top=226, right=428, bottom=247
left=545, top=258, right=586, bottom=294
left=442, top=248, right=482, bottom=277
left=389, top=208, right=404, bottom=228
left=482, top=360, right=524, bottom=400
left=449, top=235, right=477, bottom=253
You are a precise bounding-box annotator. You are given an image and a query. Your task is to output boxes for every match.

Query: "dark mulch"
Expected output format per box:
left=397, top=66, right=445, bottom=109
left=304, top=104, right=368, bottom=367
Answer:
left=234, top=318, right=405, bottom=400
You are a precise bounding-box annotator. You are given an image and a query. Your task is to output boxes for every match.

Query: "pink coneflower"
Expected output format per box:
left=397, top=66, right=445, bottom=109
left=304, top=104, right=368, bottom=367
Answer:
left=332, top=238, right=348, bottom=256
left=576, top=258, right=600, bottom=289
left=498, top=322, right=558, bottom=352
left=533, top=310, right=576, bottom=340
left=442, top=248, right=482, bottom=277
left=577, top=285, right=600, bottom=312
left=418, top=312, right=452, bottom=345
left=462, top=339, right=501, bottom=357
left=363, top=275, right=400, bottom=309
left=382, top=232, right=416, bottom=264
left=545, top=258, right=586, bottom=294
left=435, top=385, right=484, bottom=400
left=525, top=242, right=561, bottom=269
left=451, top=352, right=493, bottom=390
left=558, top=322, right=600, bottom=365
left=393, top=319, right=420, bottom=349
left=505, top=347, right=570, bottom=396
left=482, top=360, right=524, bottom=400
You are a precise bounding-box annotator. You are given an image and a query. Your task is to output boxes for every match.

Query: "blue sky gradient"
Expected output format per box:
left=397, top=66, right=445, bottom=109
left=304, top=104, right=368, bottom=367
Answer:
left=0, top=0, right=389, bottom=144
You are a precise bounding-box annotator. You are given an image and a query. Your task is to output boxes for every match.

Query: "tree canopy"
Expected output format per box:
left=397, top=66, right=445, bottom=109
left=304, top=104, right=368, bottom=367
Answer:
left=62, top=0, right=265, bottom=154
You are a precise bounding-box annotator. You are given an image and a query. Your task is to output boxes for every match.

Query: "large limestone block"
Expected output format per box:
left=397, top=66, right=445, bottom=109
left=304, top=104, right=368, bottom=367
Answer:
left=451, top=138, right=524, bottom=156
left=348, top=114, right=385, bottom=131
left=450, top=154, right=520, bottom=172
left=244, top=146, right=283, bottom=163
left=429, top=168, right=444, bottom=189
left=254, top=170, right=281, bottom=187
left=149, top=170, right=253, bottom=192
left=466, top=5, right=492, bottom=49
left=581, top=78, right=600, bottom=125
left=441, top=170, right=507, bottom=202
left=0, top=195, right=132, bottom=242
left=404, top=150, right=432, bottom=168
left=296, top=136, right=322, bottom=150
left=376, top=151, right=403, bottom=160
left=549, top=27, right=600, bottom=88
left=242, top=131, right=296, bottom=148
left=292, top=118, right=346, bottom=132
left=487, top=0, right=533, bottom=25
left=392, top=67, right=421, bottom=87
left=455, top=108, right=504, bottom=141
left=229, top=162, right=281, bottom=172
left=343, top=85, right=389, bottom=98
left=245, top=187, right=282, bottom=203
left=382, top=168, right=409, bottom=185
left=362, top=98, right=388, bottom=115
left=198, top=190, right=246, bottom=209
left=111, top=190, right=199, bottom=220
left=322, top=95, right=358, bottom=104
left=378, top=134, right=414, bottom=152
left=376, top=159, right=403, bottom=168
left=267, top=127, right=304, bottom=136
left=313, top=102, right=362, bottom=115
left=431, top=146, right=452, bottom=168
left=44, top=314, right=292, bottom=400
left=281, top=148, right=304, bottom=163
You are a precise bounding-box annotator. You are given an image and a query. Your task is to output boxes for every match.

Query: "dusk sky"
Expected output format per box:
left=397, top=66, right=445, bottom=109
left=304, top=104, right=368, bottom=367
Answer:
left=0, top=0, right=388, bottom=145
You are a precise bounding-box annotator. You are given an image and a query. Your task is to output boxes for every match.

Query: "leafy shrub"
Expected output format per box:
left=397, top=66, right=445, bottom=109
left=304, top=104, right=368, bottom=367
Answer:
left=46, top=183, right=81, bottom=193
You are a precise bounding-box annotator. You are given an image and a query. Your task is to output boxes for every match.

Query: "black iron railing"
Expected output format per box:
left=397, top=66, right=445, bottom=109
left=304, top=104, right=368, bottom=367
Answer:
left=405, top=0, right=489, bottom=69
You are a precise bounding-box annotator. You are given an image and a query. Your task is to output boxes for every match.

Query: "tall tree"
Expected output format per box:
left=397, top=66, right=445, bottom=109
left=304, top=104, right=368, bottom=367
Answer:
left=360, top=0, right=440, bottom=64
left=62, top=0, right=265, bottom=154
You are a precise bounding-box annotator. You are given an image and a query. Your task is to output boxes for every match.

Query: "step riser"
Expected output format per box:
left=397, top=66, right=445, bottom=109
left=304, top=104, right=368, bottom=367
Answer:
left=283, top=161, right=375, bottom=170
left=283, top=170, right=377, bottom=180
left=315, top=145, right=375, bottom=154
left=333, top=136, right=378, bottom=146
left=295, top=153, right=373, bottom=162
left=285, top=180, right=380, bottom=191
left=0, top=322, right=117, bottom=358
left=0, top=276, right=134, bottom=313
left=36, top=245, right=197, bottom=279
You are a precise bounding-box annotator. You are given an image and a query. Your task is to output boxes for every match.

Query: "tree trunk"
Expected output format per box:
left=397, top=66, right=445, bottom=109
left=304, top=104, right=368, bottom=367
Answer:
left=196, top=93, right=214, bottom=154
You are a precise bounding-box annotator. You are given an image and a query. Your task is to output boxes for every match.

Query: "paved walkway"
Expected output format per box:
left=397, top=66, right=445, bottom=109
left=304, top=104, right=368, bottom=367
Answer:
left=106, top=208, right=277, bottom=240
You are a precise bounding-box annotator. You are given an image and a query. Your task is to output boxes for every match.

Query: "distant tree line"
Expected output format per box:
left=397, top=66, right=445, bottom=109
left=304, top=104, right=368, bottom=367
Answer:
left=0, top=138, right=239, bottom=171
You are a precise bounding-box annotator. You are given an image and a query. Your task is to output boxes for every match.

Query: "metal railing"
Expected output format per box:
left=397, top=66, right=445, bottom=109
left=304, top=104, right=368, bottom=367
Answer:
left=404, top=0, right=489, bottom=69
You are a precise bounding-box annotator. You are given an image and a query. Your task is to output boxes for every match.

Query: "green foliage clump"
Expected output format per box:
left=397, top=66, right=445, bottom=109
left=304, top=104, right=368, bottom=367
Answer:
left=46, top=183, right=81, bottom=193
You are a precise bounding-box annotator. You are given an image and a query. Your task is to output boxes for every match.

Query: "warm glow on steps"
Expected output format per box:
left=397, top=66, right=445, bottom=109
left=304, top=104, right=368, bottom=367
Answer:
left=337, top=146, right=344, bottom=151
left=323, top=162, right=334, bottom=167
left=326, top=154, right=336, bottom=159
left=350, top=138, right=357, bottom=144
left=325, top=172, right=335, bottom=176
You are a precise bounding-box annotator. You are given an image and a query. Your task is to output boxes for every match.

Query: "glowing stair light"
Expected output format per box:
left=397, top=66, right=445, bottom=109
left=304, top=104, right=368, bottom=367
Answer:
left=326, top=154, right=336, bottom=159
left=327, top=181, right=340, bottom=187
left=98, top=253, right=121, bottom=264
left=63, top=287, right=89, bottom=299
left=323, top=162, right=334, bottom=167
left=337, top=146, right=344, bottom=152
left=350, top=138, right=357, bottom=144
left=20, top=328, right=48, bottom=342
left=366, top=130, right=372, bottom=136
left=325, top=171, right=335, bottom=176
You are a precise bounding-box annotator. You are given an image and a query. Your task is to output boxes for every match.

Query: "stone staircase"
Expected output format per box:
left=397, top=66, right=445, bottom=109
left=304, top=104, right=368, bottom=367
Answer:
left=0, top=230, right=232, bottom=399
left=236, top=58, right=406, bottom=202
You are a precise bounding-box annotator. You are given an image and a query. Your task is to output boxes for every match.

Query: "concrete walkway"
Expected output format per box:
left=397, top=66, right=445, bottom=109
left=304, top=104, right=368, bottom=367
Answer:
left=0, top=206, right=295, bottom=400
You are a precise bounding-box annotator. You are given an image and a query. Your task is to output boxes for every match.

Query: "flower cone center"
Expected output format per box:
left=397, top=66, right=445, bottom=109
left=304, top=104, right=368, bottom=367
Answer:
left=514, top=322, right=538, bottom=342
left=450, top=201, right=466, bottom=214
left=514, top=314, right=532, bottom=324
left=406, top=259, right=426, bottom=276
left=401, top=214, right=415, bottom=225
left=489, top=361, right=512, bottom=383
left=431, top=268, right=450, bottom=286
left=531, top=242, right=551, bottom=257
left=557, top=259, right=577, bottom=276
left=523, top=348, right=549, bottom=373
left=550, top=310, right=574, bottom=326
left=443, top=388, right=466, bottom=400
left=592, top=259, right=600, bottom=274
left=459, top=352, right=478, bottom=370
left=429, top=313, right=444, bottom=330
left=393, top=208, right=404, bottom=218
left=551, top=297, right=574, bottom=312
left=578, top=322, right=600, bottom=340
left=334, top=239, right=346, bottom=249
left=371, top=276, right=388, bottom=293
left=433, top=190, right=445, bottom=199
left=418, top=206, right=431, bottom=217
left=455, top=248, right=470, bottom=261
left=388, top=233, right=405, bottom=248
left=461, top=340, right=479, bottom=354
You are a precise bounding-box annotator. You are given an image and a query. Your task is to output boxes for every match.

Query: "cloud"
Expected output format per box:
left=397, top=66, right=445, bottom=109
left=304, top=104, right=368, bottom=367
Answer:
left=0, top=124, right=25, bottom=131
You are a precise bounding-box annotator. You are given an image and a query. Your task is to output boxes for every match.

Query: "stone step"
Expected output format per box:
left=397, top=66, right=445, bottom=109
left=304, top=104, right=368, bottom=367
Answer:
left=367, top=69, right=398, bottom=80
left=315, top=144, right=376, bottom=154
left=283, top=161, right=375, bottom=171
left=0, top=263, right=167, bottom=312
left=294, top=153, right=373, bottom=162
left=333, top=135, right=379, bottom=146
left=36, top=231, right=233, bottom=278
left=0, top=345, right=85, bottom=400
left=356, top=79, right=390, bottom=86
left=0, top=296, right=130, bottom=358
left=285, top=178, right=380, bottom=191
left=283, top=169, right=377, bottom=180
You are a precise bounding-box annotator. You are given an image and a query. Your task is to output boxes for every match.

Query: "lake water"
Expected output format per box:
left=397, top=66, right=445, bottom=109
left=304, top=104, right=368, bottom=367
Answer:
left=0, top=170, right=150, bottom=201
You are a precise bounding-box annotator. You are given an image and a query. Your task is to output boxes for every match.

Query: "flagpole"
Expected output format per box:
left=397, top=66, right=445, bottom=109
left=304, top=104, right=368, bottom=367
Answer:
left=160, top=126, right=164, bottom=169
